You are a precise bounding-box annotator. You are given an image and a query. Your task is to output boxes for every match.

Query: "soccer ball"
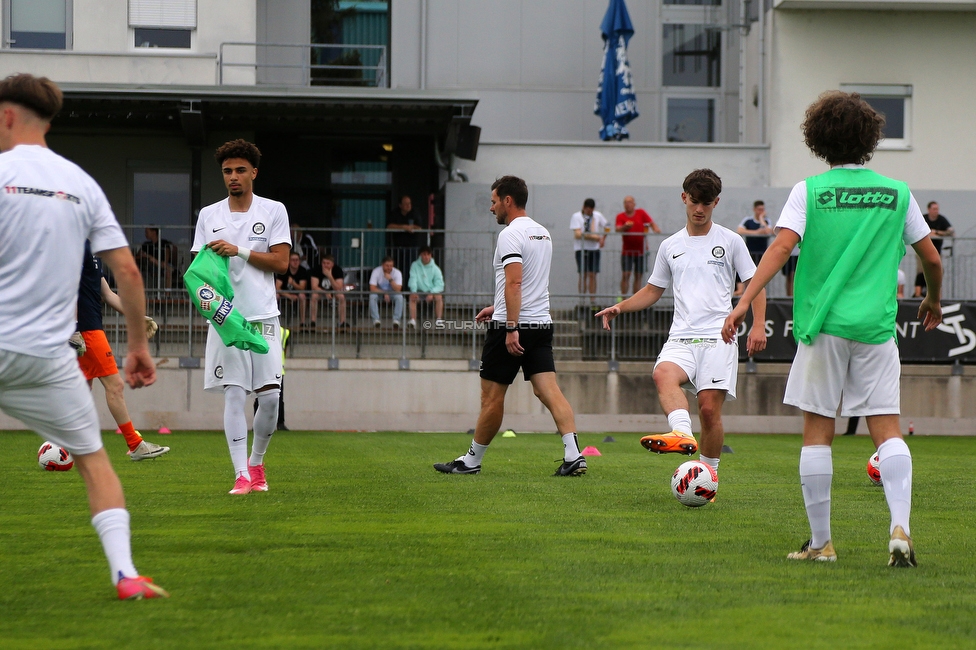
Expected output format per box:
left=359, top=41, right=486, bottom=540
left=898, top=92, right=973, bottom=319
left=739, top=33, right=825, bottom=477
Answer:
left=670, top=460, right=718, bottom=507
left=38, top=442, right=74, bottom=471
left=866, top=453, right=882, bottom=486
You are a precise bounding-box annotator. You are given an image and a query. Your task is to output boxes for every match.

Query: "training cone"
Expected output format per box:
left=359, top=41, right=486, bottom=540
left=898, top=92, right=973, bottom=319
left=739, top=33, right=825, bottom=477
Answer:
left=114, top=427, right=123, bottom=435
left=603, top=435, right=616, bottom=443
left=501, top=429, right=517, bottom=438
left=158, top=427, right=172, bottom=435
left=581, top=446, right=601, bottom=456
left=467, top=428, right=475, bottom=435
left=722, top=444, right=734, bottom=454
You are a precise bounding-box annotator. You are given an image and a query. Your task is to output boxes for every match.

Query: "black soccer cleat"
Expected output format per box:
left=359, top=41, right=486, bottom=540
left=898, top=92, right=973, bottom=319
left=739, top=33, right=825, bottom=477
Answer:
left=553, top=456, right=587, bottom=477
left=433, top=459, right=481, bottom=474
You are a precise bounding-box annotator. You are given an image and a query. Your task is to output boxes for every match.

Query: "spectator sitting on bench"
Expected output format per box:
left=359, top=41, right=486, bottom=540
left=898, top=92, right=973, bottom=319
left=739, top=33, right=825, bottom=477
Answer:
left=369, top=256, right=403, bottom=328
left=310, top=253, right=347, bottom=329
left=135, top=227, right=178, bottom=289
left=408, top=245, right=444, bottom=329
left=275, top=250, right=310, bottom=327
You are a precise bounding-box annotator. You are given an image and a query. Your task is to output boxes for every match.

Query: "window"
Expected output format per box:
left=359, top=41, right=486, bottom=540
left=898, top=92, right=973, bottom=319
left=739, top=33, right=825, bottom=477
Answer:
left=4, top=0, right=70, bottom=49
left=664, top=0, right=721, bottom=4
left=310, top=0, right=390, bottom=87
left=841, top=84, right=912, bottom=150
left=666, top=98, right=716, bottom=142
left=129, top=0, right=195, bottom=49
left=663, top=24, right=721, bottom=88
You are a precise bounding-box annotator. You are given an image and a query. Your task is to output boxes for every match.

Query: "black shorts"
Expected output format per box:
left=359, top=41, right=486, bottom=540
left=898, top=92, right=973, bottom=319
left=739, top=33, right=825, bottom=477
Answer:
left=575, top=250, right=601, bottom=274
left=782, top=255, right=798, bottom=276
left=480, top=323, right=556, bottom=385
left=621, top=254, right=645, bottom=274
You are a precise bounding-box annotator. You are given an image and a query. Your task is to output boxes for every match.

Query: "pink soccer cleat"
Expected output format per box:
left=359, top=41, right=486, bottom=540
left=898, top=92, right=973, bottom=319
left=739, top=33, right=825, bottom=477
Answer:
left=117, top=576, right=169, bottom=600
left=249, top=464, right=268, bottom=492
left=229, top=475, right=252, bottom=495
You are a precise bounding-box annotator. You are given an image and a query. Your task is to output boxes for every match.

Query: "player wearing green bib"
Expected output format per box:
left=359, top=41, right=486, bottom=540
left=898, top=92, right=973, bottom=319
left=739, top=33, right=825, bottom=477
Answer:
left=724, top=91, right=943, bottom=567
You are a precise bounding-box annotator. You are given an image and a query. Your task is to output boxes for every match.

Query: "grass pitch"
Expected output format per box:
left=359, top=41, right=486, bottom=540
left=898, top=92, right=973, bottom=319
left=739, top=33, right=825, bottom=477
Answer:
left=2, top=430, right=975, bottom=649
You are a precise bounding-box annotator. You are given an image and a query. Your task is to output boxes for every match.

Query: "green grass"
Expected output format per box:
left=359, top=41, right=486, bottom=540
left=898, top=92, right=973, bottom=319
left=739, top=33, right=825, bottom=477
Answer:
left=2, top=431, right=975, bottom=649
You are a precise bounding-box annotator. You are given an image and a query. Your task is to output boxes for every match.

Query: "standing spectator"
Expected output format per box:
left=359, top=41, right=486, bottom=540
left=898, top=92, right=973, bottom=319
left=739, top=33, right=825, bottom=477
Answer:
left=135, top=227, right=178, bottom=289
left=388, top=194, right=426, bottom=288
left=275, top=250, right=311, bottom=327
left=783, top=245, right=800, bottom=297
left=616, top=195, right=660, bottom=298
left=737, top=200, right=773, bottom=265
left=408, top=245, right=445, bottom=328
left=923, top=201, right=954, bottom=255
left=570, top=198, right=607, bottom=297
left=291, top=223, right=319, bottom=270
left=369, top=256, right=404, bottom=328
left=310, top=254, right=347, bottom=329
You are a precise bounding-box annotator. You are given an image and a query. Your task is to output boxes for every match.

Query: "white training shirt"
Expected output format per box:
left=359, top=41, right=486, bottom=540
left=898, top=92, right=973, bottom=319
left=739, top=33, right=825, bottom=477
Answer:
left=0, top=145, right=128, bottom=357
left=569, top=210, right=607, bottom=251
left=648, top=224, right=756, bottom=338
left=776, top=166, right=930, bottom=246
left=492, top=216, right=553, bottom=325
left=192, top=195, right=291, bottom=320
left=369, top=265, right=403, bottom=291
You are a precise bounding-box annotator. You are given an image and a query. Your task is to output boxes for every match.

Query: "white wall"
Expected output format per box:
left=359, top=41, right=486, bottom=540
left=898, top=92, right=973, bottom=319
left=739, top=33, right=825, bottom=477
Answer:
left=768, top=9, right=976, bottom=190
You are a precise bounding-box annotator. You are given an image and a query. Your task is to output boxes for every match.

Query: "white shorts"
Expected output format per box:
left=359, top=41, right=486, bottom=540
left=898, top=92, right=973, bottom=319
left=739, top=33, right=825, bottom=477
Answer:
left=0, top=348, right=103, bottom=455
left=204, top=318, right=283, bottom=393
left=654, top=337, right=738, bottom=400
left=784, top=333, right=900, bottom=418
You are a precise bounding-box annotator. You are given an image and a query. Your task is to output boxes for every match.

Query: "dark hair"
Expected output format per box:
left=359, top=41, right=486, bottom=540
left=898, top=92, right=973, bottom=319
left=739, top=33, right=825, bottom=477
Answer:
left=0, top=74, right=62, bottom=120
left=491, top=175, right=528, bottom=209
left=419, top=245, right=433, bottom=255
left=682, top=169, right=722, bottom=204
left=381, top=256, right=394, bottom=264
left=927, top=201, right=938, bottom=209
left=802, top=91, right=884, bottom=166
left=215, top=139, right=261, bottom=168
left=583, top=198, right=596, bottom=209
left=289, top=249, right=301, bottom=258
left=753, top=200, right=765, bottom=207
left=400, top=195, right=412, bottom=203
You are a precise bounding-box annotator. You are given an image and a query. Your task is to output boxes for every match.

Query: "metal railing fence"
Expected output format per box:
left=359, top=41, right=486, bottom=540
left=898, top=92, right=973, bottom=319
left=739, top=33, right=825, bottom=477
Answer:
left=219, top=42, right=387, bottom=87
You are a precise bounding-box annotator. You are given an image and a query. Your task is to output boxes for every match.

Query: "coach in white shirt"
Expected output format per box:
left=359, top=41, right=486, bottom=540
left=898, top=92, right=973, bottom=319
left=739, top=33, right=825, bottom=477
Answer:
left=0, top=74, right=167, bottom=600
left=598, top=169, right=767, bottom=487
left=434, top=176, right=587, bottom=477
left=192, top=139, right=291, bottom=496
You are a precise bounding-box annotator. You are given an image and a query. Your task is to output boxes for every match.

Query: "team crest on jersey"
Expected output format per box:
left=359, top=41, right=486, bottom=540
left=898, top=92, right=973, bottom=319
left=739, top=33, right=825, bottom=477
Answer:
left=198, top=286, right=216, bottom=301
left=252, top=223, right=266, bottom=235
left=214, top=365, right=224, bottom=379
left=711, top=246, right=725, bottom=259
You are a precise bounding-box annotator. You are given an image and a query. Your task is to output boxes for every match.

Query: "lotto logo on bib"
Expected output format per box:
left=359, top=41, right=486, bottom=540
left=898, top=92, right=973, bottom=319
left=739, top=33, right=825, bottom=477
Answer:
left=815, top=187, right=899, bottom=211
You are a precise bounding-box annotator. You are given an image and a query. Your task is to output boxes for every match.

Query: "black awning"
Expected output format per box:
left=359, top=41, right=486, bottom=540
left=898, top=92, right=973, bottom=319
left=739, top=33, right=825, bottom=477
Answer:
left=54, top=84, right=478, bottom=140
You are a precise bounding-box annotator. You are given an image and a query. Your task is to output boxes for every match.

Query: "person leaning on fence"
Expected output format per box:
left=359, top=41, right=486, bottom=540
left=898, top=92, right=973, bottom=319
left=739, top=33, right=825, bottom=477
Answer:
left=369, top=256, right=404, bottom=328
left=737, top=200, right=773, bottom=265
left=407, top=245, right=444, bottom=329
left=275, top=250, right=310, bottom=327
left=310, top=253, right=347, bottom=329
left=616, top=195, right=660, bottom=298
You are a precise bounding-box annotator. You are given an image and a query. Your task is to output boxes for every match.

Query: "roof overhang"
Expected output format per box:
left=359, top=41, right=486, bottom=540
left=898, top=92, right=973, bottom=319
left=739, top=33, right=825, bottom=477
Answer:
left=54, top=83, right=479, bottom=141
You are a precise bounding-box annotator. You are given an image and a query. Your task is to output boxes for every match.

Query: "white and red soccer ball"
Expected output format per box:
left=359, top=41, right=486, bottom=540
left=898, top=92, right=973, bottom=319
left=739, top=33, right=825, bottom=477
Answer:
left=671, top=460, right=718, bottom=507
left=867, top=453, right=882, bottom=486
left=38, top=442, right=74, bottom=471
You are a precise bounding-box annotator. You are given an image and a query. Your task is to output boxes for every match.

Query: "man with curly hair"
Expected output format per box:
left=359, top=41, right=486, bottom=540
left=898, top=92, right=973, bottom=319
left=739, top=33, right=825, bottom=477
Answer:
left=192, top=139, right=291, bottom=495
left=723, top=91, right=943, bottom=567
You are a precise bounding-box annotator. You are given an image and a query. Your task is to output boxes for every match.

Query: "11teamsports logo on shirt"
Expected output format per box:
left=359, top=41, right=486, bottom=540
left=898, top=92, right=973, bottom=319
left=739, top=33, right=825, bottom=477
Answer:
left=814, top=187, right=899, bottom=210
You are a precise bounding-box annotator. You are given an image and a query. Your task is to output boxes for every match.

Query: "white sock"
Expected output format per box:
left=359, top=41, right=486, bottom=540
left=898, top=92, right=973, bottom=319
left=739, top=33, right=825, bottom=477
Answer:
left=562, top=433, right=581, bottom=461
left=699, top=455, right=720, bottom=472
left=799, top=445, right=833, bottom=549
left=223, top=385, right=250, bottom=481
left=878, top=438, right=913, bottom=537
left=667, top=409, right=693, bottom=436
left=250, top=389, right=279, bottom=466
left=91, top=508, right=138, bottom=586
left=461, top=441, right=488, bottom=468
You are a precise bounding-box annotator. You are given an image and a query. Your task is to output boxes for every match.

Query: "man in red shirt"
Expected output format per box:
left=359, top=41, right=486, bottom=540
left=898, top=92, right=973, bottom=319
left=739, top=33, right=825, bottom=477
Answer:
left=615, top=195, right=660, bottom=296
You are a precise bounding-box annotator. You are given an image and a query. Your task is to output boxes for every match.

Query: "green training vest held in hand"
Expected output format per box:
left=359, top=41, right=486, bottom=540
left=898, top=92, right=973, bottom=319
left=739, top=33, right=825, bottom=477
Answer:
left=793, top=168, right=909, bottom=345
left=184, top=248, right=270, bottom=353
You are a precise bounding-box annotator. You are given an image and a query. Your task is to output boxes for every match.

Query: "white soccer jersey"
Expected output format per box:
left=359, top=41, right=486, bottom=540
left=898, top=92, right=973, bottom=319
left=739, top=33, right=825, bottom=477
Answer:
left=0, top=145, right=128, bottom=357
left=192, top=195, right=291, bottom=320
left=569, top=210, right=607, bottom=251
left=492, top=216, right=553, bottom=325
left=776, top=166, right=930, bottom=245
left=648, top=224, right=756, bottom=338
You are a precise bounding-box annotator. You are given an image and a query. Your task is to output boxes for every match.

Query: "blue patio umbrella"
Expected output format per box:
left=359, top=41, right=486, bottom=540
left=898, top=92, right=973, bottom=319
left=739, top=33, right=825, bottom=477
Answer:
left=594, top=0, right=639, bottom=140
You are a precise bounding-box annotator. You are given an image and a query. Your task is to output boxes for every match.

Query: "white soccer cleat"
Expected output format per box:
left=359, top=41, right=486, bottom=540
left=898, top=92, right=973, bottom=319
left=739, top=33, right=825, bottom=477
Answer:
left=129, top=440, right=170, bottom=461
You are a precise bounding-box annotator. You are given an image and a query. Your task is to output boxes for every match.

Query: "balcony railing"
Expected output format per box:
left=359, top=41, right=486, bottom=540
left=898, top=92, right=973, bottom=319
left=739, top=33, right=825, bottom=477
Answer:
left=219, top=42, right=387, bottom=87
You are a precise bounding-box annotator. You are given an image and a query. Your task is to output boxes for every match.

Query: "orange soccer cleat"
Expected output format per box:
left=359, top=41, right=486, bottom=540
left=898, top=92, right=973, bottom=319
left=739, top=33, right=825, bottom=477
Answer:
left=640, top=431, right=698, bottom=455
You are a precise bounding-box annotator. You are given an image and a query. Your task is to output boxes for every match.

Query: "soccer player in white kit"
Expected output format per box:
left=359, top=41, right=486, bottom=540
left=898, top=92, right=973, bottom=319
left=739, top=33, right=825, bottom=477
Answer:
left=192, top=140, right=291, bottom=495
left=597, top=170, right=767, bottom=482
left=0, top=74, right=167, bottom=599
